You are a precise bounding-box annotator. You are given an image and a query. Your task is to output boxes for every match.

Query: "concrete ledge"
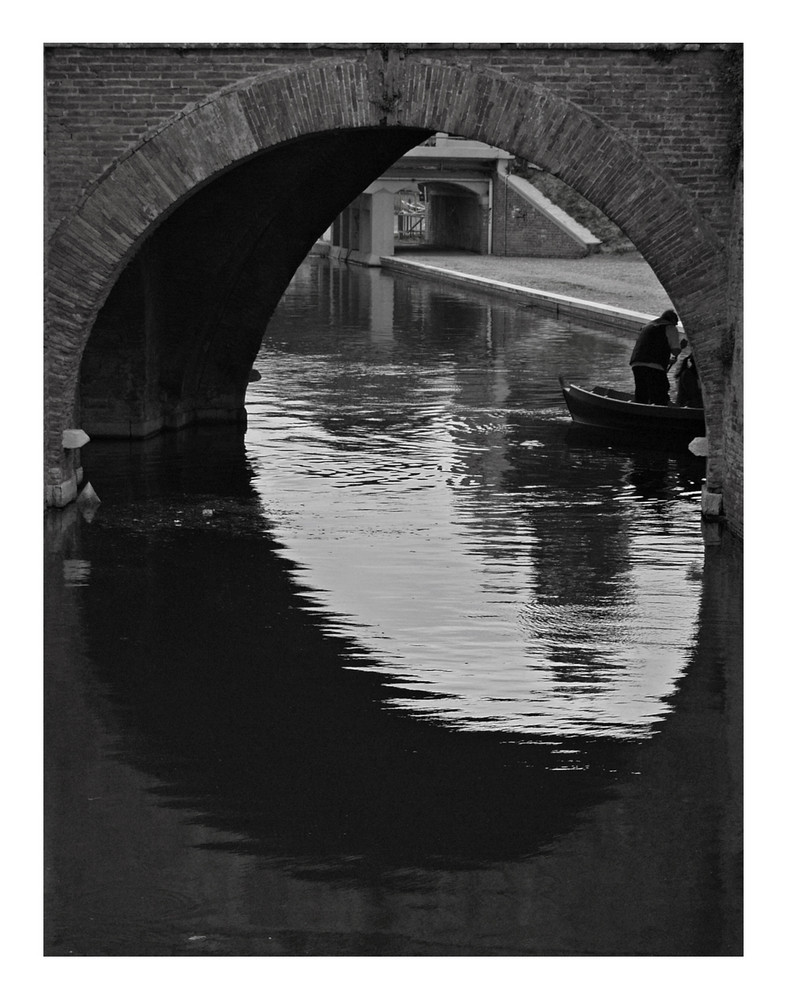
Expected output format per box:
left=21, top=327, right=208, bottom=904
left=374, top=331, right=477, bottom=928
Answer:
left=380, top=256, right=656, bottom=334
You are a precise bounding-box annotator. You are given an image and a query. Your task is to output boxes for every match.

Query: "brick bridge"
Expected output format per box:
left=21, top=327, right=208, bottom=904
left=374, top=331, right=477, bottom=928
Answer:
left=44, top=42, right=743, bottom=536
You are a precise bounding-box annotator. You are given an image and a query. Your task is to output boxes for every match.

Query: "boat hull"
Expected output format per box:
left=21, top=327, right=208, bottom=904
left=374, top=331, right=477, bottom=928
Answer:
left=559, top=378, right=706, bottom=442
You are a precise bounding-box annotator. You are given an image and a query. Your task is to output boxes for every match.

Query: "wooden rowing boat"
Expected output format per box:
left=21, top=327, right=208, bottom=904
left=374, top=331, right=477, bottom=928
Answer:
left=558, top=376, right=706, bottom=441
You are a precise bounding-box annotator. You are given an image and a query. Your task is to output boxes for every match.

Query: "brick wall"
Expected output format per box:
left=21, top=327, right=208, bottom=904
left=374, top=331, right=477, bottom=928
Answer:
left=721, top=160, right=744, bottom=538
left=45, top=44, right=740, bottom=242
left=491, top=173, right=589, bottom=257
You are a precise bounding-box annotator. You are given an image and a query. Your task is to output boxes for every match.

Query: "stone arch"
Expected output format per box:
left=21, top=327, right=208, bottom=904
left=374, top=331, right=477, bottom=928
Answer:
left=45, top=54, right=728, bottom=505
left=76, top=126, right=430, bottom=442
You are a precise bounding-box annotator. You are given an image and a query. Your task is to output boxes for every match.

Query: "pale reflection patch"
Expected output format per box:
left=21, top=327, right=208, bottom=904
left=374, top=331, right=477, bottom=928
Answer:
left=245, top=261, right=703, bottom=740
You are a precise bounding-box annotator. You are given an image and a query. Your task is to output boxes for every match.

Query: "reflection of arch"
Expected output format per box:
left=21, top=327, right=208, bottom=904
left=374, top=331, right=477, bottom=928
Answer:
left=45, top=55, right=729, bottom=506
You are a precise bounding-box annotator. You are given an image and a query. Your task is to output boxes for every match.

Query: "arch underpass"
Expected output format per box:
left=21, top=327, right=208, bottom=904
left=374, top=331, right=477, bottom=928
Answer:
left=44, top=45, right=742, bottom=534
left=423, top=181, right=488, bottom=253
left=78, top=126, right=431, bottom=438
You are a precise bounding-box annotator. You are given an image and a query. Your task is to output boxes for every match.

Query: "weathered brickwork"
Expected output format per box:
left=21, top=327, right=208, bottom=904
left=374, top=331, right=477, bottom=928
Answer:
left=45, top=44, right=740, bottom=241
left=44, top=43, right=743, bottom=535
left=720, top=160, right=744, bottom=537
left=491, top=173, right=589, bottom=257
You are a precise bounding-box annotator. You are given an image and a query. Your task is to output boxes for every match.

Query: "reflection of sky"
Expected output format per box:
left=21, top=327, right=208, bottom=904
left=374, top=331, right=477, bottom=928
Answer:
left=245, top=261, right=704, bottom=740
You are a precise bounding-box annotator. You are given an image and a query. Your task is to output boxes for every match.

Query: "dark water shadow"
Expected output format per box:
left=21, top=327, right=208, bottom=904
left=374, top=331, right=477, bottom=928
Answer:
left=50, top=431, right=632, bottom=879
left=45, top=423, right=741, bottom=955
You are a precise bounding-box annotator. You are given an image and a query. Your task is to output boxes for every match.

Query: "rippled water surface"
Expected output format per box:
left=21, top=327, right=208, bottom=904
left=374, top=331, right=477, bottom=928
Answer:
left=246, top=262, right=707, bottom=739
left=45, top=256, right=742, bottom=957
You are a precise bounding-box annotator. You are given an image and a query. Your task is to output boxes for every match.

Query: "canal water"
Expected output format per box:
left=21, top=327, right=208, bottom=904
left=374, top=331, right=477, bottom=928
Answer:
left=44, top=255, right=742, bottom=957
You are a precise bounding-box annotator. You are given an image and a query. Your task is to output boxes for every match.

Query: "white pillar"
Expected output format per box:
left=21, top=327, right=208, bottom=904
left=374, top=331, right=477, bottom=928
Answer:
left=352, top=190, right=394, bottom=265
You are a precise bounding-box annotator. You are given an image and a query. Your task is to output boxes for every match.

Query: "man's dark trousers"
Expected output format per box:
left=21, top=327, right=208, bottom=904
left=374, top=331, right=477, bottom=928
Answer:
left=632, top=366, right=669, bottom=405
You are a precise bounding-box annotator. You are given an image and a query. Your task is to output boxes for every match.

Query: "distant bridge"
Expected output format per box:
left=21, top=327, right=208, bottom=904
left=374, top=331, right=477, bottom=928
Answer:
left=328, top=134, right=600, bottom=262
left=44, top=42, right=743, bottom=535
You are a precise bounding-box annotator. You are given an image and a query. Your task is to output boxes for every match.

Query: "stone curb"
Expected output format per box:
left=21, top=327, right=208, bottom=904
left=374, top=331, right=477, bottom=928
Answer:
left=380, top=256, right=658, bottom=335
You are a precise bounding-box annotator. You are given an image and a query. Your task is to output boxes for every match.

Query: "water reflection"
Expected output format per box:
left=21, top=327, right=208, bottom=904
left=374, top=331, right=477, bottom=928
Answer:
left=245, top=258, right=705, bottom=737
left=45, top=257, right=741, bottom=956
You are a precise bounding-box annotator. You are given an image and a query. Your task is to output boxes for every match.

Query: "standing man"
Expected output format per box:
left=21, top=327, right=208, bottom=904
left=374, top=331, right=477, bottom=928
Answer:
left=629, top=309, right=681, bottom=404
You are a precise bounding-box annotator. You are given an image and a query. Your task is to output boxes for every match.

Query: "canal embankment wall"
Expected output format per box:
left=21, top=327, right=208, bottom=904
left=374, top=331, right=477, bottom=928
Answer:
left=312, top=244, right=675, bottom=333
left=379, top=254, right=667, bottom=335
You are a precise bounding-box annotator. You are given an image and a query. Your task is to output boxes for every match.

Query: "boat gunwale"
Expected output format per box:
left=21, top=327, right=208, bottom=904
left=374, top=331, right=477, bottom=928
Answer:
left=557, top=376, right=706, bottom=443
left=561, top=380, right=704, bottom=422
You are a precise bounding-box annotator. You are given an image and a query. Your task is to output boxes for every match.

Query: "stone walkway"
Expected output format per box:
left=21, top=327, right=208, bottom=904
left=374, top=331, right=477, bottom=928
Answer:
left=392, top=249, right=674, bottom=319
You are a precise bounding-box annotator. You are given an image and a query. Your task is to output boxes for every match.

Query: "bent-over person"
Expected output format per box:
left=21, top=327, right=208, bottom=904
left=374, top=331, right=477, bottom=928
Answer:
left=629, top=309, right=681, bottom=405
left=674, top=343, right=703, bottom=409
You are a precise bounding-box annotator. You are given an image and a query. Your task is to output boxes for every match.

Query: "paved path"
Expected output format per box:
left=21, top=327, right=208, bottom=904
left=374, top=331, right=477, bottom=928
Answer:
left=391, top=250, right=673, bottom=319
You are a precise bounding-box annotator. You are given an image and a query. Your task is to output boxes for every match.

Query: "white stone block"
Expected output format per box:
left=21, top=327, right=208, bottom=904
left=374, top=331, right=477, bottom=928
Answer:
left=62, top=428, right=90, bottom=449
left=688, top=436, right=708, bottom=457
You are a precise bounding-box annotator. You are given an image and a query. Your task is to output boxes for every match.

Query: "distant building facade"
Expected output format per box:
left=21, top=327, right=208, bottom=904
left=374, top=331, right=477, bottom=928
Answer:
left=327, top=134, right=601, bottom=265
